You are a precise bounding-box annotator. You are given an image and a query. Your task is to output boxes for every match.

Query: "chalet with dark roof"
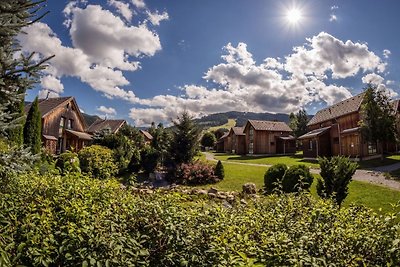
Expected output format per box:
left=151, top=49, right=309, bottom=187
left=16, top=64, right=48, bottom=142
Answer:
left=86, top=119, right=126, bottom=135
left=243, top=120, right=295, bottom=155
left=140, top=130, right=153, bottom=144
left=25, top=97, right=92, bottom=154
left=297, top=92, right=397, bottom=160
left=216, top=132, right=229, bottom=153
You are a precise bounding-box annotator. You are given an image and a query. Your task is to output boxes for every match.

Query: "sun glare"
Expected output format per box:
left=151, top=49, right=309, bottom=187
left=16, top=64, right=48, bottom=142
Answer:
left=286, top=8, right=302, bottom=24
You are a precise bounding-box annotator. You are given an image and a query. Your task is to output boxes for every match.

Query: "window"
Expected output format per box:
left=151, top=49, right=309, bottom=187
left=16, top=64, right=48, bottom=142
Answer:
left=249, top=142, right=254, bottom=154
left=368, top=142, right=377, bottom=155
left=67, top=119, right=73, bottom=129
left=57, top=138, right=63, bottom=154
left=309, top=140, right=313, bottom=150
left=59, top=117, right=65, bottom=136
left=249, top=126, right=254, bottom=142
left=270, top=142, right=275, bottom=146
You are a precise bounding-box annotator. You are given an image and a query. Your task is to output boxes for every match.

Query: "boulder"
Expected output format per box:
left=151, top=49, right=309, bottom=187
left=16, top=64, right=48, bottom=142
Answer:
left=208, top=187, right=218, bottom=194
left=242, top=183, right=257, bottom=195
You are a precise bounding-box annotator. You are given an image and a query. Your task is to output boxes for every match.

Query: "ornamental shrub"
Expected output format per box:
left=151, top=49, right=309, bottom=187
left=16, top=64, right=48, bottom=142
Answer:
left=264, top=163, right=287, bottom=194
left=1, top=173, right=399, bottom=266
left=140, top=146, right=159, bottom=173
left=55, top=151, right=80, bottom=175
left=128, top=148, right=141, bottom=173
left=282, top=164, right=313, bottom=193
left=174, top=160, right=219, bottom=185
left=214, top=160, right=224, bottom=180
left=317, top=156, right=358, bottom=206
left=78, top=145, right=118, bottom=179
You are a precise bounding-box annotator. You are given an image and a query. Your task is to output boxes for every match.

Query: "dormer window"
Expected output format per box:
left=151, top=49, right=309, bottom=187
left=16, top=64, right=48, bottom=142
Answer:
left=67, top=119, right=73, bottom=129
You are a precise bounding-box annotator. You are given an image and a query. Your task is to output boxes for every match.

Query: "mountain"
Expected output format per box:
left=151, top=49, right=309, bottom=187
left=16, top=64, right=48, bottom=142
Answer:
left=195, top=111, right=312, bottom=129
left=82, top=113, right=101, bottom=127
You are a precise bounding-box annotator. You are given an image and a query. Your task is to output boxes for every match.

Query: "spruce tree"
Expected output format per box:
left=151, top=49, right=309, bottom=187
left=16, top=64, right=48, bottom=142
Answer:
left=215, top=160, right=224, bottom=180
left=23, top=97, right=42, bottom=154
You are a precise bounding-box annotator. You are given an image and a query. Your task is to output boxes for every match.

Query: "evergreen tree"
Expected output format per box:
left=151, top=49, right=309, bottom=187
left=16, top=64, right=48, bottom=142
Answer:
left=0, top=1, right=49, bottom=187
left=150, top=123, right=171, bottom=167
left=288, top=112, right=298, bottom=132
left=169, top=111, right=200, bottom=166
left=359, top=85, right=396, bottom=159
left=23, top=97, right=42, bottom=154
left=295, top=109, right=309, bottom=137
left=214, top=160, right=224, bottom=180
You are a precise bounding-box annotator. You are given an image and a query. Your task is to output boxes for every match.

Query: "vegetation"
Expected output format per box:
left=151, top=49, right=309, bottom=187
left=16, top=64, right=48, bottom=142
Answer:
left=23, top=97, right=42, bottom=154
left=282, top=164, right=313, bottom=193
left=148, top=122, right=171, bottom=167
left=359, top=85, right=397, bottom=159
left=264, top=163, right=287, bottom=194
left=317, top=156, right=358, bottom=206
left=214, top=160, right=225, bottom=180
left=288, top=109, right=309, bottom=137
left=174, top=161, right=219, bottom=185
left=207, top=118, right=236, bottom=132
left=1, top=173, right=399, bottom=266
left=140, top=145, right=159, bottom=174
left=201, top=131, right=217, bottom=148
left=55, top=151, right=80, bottom=175
left=78, top=145, right=118, bottom=179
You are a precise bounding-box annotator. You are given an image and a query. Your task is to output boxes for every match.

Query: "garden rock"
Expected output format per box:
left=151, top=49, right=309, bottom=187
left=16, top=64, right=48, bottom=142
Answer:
left=242, top=183, right=257, bottom=195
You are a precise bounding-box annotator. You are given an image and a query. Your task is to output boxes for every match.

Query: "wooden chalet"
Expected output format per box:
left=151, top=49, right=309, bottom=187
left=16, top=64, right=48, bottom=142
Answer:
left=25, top=97, right=92, bottom=154
left=243, top=120, right=296, bottom=155
left=140, top=130, right=153, bottom=144
left=216, top=132, right=230, bottom=153
left=298, top=93, right=390, bottom=160
left=86, top=119, right=126, bottom=135
left=226, top=127, right=246, bottom=154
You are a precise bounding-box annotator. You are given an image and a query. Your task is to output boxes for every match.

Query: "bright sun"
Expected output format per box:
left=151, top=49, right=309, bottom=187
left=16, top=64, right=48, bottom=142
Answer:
left=286, top=8, right=302, bottom=24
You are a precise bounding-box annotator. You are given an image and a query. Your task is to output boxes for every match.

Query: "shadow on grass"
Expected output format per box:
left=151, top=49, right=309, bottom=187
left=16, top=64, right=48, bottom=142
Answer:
left=358, top=156, right=400, bottom=169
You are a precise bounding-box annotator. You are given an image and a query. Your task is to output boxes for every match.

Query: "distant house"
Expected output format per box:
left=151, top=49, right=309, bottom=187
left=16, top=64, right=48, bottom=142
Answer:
left=298, top=93, right=397, bottom=160
left=216, top=132, right=229, bottom=153
left=86, top=119, right=126, bottom=135
left=25, top=97, right=92, bottom=154
left=243, top=120, right=295, bottom=155
left=227, top=127, right=246, bottom=154
left=140, top=130, right=153, bottom=144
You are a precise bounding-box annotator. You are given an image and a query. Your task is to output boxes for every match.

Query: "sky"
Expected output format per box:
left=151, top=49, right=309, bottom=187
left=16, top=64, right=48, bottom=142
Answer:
left=20, top=0, right=400, bottom=126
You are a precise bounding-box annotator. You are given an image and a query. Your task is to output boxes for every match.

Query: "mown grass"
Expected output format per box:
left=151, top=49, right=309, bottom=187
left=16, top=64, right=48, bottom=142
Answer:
left=207, top=119, right=236, bottom=131
left=200, top=162, right=400, bottom=214
left=358, top=154, right=400, bottom=169
left=213, top=152, right=320, bottom=168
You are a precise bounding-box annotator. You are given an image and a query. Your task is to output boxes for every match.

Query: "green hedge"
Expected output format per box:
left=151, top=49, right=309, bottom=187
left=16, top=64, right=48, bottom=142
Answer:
left=78, top=145, right=118, bottom=179
left=0, top=173, right=399, bottom=266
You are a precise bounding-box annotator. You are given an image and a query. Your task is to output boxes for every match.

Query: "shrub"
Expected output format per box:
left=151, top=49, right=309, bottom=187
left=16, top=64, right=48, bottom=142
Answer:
left=128, top=148, right=141, bottom=173
left=55, top=151, right=80, bottom=175
left=1, top=173, right=399, bottom=266
left=214, top=160, right=224, bottom=180
left=282, top=164, right=313, bottom=193
left=140, top=146, right=159, bottom=174
left=78, top=145, right=118, bottom=179
left=317, top=156, right=358, bottom=206
left=264, top=163, right=287, bottom=194
left=174, top=160, right=219, bottom=185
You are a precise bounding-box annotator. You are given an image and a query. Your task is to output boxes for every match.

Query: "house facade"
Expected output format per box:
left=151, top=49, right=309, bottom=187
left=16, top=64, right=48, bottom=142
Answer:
left=298, top=93, right=396, bottom=160
left=243, top=120, right=295, bottom=155
left=227, top=127, right=246, bottom=154
left=25, top=97, right=92, bottom=154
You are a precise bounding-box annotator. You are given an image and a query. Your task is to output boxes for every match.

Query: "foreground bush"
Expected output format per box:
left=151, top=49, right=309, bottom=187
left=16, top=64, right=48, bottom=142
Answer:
left=282, top=164, right=313, bottom=193
left=174, top=160, right=219, bottom=185
left=55, top=151, right=80, bottom=175
left=1, top=173, right=399, bottom=266
left=264, top=163, right=287, bottom=194
left=78, top=145, right=118, bottom=179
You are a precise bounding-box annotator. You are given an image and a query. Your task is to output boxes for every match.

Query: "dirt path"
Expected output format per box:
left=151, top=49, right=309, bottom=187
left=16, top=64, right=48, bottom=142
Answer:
left=203, top=152, right=400, bottom=191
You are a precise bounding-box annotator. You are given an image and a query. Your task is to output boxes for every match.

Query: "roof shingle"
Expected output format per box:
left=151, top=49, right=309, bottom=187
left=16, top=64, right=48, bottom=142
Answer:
left=248, top=120, right=292, bottom=132
left=24, top=97, right=73, bottom=118
left=231, top=127, right=245, bottom=135
left=86, top=119, right=126, bottom=134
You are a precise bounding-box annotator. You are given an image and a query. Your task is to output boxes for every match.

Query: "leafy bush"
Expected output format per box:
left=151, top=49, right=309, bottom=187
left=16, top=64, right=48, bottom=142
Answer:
left=264, top=163, right=287, bottom=194
left=140, top=146, right=159, bottom=173
left=128, top=148, right=141, bottom=173
left=55, top=151, right=80, bottom=175
left=201, top=132, right=217, bottom=148
left=215, top=160, right=225, bottom=180
left=78, top=145, right=118, bottom=179
left=1, top=172, right=399, bottom=266
left=174, top=160, right=219, bottom=185
left=282, top=164, right=313, bottom=193
left=317, top=156, right=358, bottom=206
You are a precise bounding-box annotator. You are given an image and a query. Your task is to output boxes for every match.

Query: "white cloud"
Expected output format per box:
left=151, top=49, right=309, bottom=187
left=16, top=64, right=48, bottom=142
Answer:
left=108, top=0, right=133, bottom=21
left=331, top=5, right=339, bottom=10
left=97, top=105, right=117, bottom=115
left=383, top=49, right=391, bottom=59
left=362, top=73, right=384, bottom=86
left=129, top=33, right=388, bottom=126
left=146, top=10, right=169, bottom=26
left=329, top=14, right=337, bottom=22
left=40, top=75, right=64, bottom=97
left=131, top=0, right=145, bottom=9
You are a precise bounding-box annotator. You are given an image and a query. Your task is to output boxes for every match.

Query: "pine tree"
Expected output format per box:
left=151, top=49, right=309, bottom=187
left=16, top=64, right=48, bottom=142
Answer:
left=215, top=160, right=224, bottom=180
left=169, top=111, right=200, bottom=166
left=0, top=1, right=50, bottom=180
left=23, top=97, right=42, bottom=154
left=295, top=109, right=309, bottom=137
left=359, top=85, right=396, bottom=160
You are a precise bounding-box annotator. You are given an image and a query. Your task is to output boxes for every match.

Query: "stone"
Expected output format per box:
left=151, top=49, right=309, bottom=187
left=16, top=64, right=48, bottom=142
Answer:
left=208, top=192, right=217, bottom=198
left=208, top=187, right=218, bottom=194
left=240, top=199, right=247, bottom=205
left=242, top=183, right=257, bottom=195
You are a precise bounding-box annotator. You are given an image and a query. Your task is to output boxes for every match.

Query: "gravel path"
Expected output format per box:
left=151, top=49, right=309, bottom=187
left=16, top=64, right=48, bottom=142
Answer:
left=204, top=152, right=400, bottom=191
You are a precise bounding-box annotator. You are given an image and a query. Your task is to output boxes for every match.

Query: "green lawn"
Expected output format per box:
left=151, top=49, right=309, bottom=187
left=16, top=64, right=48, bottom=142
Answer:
left=358, top=154, right=400, bottom=169
left=213, top=152, right=320, bottom=168
left=202, top=162, right=400, bottom=214
left=208, top=119, right=236, bottom=131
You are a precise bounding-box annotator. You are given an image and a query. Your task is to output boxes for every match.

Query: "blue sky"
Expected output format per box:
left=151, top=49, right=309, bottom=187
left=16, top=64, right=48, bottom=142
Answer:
left=21, top=0, right=400, bottom=126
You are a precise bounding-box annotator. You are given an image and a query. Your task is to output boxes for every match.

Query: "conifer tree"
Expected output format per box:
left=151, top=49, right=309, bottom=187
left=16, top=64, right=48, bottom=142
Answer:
left=215, top=160, right=224, bottom=180
left=23, top=97, right=42, bottom=154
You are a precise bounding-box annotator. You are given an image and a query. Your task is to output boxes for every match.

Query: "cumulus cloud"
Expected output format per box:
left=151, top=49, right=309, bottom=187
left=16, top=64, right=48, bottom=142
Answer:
left=108, top=0, right=133, bottom=21
left=39, top=75, right=64, bottom=98
left=329, top=14, right=337, bottom=22
left=97, top=105, right=117, bottom=115
left=383, top=49, right=391, bottom=59
left=146, top=10, right=169, bottom=26
left=19, top=2, right=164, bottom=102
left=131, top=0, right=145, bottom=9
left=128, top=32, right=388, bottom=126
left=362, top=73, right=384, bottom=86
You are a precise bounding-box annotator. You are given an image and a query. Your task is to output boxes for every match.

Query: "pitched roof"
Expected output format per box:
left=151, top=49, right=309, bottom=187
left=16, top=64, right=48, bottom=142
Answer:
left=298, top=126, right=331, bottom=140
left=247, top=120, right=292, bottom=132
left=307, top=93, right=365, bottom=126
left=140, top=130, right=153, bottom=140
left=65, top=129, right=93, bottom=140
left=86, top=119, right=126, bottom=134
left=25, top=97, right=73, bottom=118
left=231, top=127, right=245, bottom=136
left=220, top=132, right=229, bottom=139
